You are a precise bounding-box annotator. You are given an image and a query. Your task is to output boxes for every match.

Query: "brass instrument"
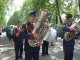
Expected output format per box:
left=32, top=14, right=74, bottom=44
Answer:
left=28, top=9, right=49, bottom=47
left=64, top=19, right=80, bottom=41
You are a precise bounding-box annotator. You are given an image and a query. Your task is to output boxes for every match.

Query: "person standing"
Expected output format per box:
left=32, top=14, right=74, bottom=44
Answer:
left=23, top=11, right=40, bottom=60
left=5, top=26, right=12, bottom=44
left=42, top=40, right=49, bottom=56
left=13, top=21, right=23, bottom=60
left=62, top=14, right=76, bottom=60
left=0, top=27, right=2, bottom=39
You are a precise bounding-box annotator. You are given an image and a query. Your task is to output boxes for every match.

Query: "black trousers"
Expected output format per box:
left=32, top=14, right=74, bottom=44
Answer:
left=0, top=32, right=2, bottom=35
left=25, top=44, right=40, bottom=60
left=42, top=41, right=49, bottom=54
left=63, top=44, right=74, bottom=60
left=14, top=44, right=23, bottom=60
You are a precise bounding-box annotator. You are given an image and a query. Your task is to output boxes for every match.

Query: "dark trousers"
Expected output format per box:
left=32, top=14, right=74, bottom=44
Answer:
left=25, top=44, right=40, bottom=60
left=63, top=44, right=74, bottom=60
left=0, top=32, right=2, bottom=35
left=42, top=41, right=49, bottom=54
left=14, top=44, right=23, bottom=60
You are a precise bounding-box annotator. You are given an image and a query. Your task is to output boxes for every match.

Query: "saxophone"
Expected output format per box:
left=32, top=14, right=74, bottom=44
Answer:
left=28, top=10, right=49, bottom=47
left=64, top=19, right=80, bottom=41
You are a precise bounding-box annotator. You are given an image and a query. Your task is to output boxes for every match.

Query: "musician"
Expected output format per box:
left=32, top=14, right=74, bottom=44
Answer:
left=13, top=21, right=23, bottom=60
left=42, top=21, right=49, bottom=56
left=42, top=40, right=49, bottom=56
left=23, top=11, right=40, bottom=60
left=62, top=14, right=76, bottom=60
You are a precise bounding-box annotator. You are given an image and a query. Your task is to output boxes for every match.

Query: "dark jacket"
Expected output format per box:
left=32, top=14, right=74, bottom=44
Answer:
left=62, top=22, right=75, bottom=46
left=13, top=28, right=23, bottom=45
left=22, top=22, right=35, bottom=46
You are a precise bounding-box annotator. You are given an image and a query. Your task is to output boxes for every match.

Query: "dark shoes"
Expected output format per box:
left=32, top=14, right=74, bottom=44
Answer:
left=19, top=57, right=23, bottom=60
left=15, top=57, right=23, bottom=60
left=14, top=58, right=18, bottom=60
left=42, top=54, right=45, bottom=56
left=46, top=53, right=49, bottom=55
left=15, top=59, right=23, bottom=60
left=42, top=53, right=49, bottom=56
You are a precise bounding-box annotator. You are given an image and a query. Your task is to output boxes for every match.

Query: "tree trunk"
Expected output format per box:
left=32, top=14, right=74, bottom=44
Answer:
left=56, top=15, right=58, bottom=24
left=79, top=0, right=80, bottom=11
left=55, top=0, right=63, bottom=24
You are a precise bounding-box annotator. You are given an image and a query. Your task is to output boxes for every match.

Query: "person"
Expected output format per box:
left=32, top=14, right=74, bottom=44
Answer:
left=13, top=21, right=23, bottom=60
left=5, top=26, right=12, bottom=43
left=75, top=18, right=80, bottom=39
left=42, top=40, right=49, bottom=56
left=62, top=14, right=76, bottom=60
left=23, top=10, right=40, bottom=60
left=41, top=21, right=49, bottom=56
left=0, top=27, right=2, bottom=39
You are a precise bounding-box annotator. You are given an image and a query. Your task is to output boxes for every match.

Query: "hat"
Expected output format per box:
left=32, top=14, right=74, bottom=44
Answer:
left=29, top=10, right=36, bottom=16
left=66, top=14, right=72, bottom=18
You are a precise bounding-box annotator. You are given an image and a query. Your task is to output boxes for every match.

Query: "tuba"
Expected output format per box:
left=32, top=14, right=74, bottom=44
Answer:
left=28, top=9, right=50, bottom=47
left=64, top=19, right=80, bottom=41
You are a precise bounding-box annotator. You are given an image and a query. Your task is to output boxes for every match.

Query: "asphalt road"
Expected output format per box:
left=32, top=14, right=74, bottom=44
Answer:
left=0, top=32, right=80, bottom=60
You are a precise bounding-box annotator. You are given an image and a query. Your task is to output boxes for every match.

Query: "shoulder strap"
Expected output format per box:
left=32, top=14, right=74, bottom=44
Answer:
left=26, top=22, right=34, bottom=33
left=26, top=24, right=29, bottom=32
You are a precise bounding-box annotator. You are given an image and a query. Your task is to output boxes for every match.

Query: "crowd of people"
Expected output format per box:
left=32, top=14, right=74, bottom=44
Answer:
left=0, top=10, right=80, bottom=60
left=5, top=11, right=50, bottom=60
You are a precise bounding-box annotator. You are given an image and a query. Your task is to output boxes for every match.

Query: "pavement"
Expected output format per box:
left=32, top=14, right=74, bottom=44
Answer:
left=0, top=32, right=80, bottom=60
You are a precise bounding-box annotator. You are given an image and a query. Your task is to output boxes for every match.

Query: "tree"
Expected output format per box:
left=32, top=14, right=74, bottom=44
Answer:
left=79, top=0, right=80, bottom=11
left=0, top=0, right=10, bottom=26
left=7, top=0, right=79, bottom=25
left=63, top=0, right=78, bottom=18
left=7, top=11, right=21, bottom=25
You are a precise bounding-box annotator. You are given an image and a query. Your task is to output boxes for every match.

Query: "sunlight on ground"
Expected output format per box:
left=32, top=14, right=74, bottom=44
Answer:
left=0, top=33, right=80, bottom=60
left=0, top=32, right=6, bottom=37
left=1, top=57, right=10, bottom=60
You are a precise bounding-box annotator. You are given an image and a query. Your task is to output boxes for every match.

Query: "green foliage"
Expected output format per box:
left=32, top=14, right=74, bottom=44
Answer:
left=0, top=17, right=6, bottom=27
left=78, top=0, right=80, bottom=11
left=63, top=0, right=78, bottom=18
left=7, top=0, right=79, bottom=25
left=19, top=0, right=31, bottom=22
left=31, top=0, right=49, bottom=10
left=7, top=11, right=21, bottom=25
left=0, top=0, right=9, bottom=26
